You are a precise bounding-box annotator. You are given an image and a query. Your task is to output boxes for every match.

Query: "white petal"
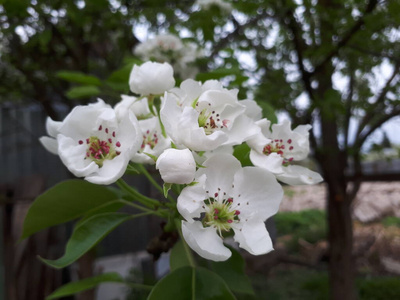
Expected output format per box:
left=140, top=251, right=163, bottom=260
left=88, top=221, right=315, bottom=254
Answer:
left=57, top=135, right=99, bottom=177
left=276, top=165, right=323, bottom=185
left=177, top=174, right=207, bottom=222
left=181, top=221, right=231, bottom=261
left=249, top=150, right=284, bottom=174
left=223, top=114, right=260, bottom=146
left=39, top=136, right=59, bottom=155
left=45, top=117, right=62, bottom=137
left=85, top=152, right=130, bottom=185
left=233, top=219, right=273, bottom=255
left=199, top=153, right=241, bottom=195
left=240, top=99, right=262, bottom=121
left=233, top=166, right=283, bottom=219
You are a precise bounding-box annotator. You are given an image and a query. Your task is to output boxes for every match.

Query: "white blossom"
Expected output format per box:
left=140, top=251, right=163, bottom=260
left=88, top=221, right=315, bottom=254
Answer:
left=248, top=119, right=323, bottom=185
left=160, top=79, right=260, bottom=151
left=134, top=34, right=203, bottom=79
left=40, top=99, right=142, bottom=185
left=177, top=154, right=283, bottom=261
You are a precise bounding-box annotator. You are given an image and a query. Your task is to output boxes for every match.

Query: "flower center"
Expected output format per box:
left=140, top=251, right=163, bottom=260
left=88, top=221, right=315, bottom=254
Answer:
left=79, top=125, right=121, bottom=167
left=263, top=138, right=294, bottom=166
left=141, top=130, right=159, bottom=151
left=196, top=102, right=229, bottom=135
left=202, top=192, right=240, bottom=236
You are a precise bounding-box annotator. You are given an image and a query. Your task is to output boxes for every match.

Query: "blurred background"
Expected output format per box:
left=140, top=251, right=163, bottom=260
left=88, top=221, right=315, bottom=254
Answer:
left=1, top=0, right=400, bottom=299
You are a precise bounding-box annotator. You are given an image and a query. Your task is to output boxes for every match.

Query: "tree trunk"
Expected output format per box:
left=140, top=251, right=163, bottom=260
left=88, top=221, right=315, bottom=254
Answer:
left=326, top=181, right=356, bottom=300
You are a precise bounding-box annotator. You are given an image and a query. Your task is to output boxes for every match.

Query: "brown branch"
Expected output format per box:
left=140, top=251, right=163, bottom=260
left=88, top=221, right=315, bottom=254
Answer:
left=355, top=105, right=400, bottom=149
left=348, top=44, right=400, bottom=64
left=356, top=61, right=400, bottom=138
left=312, top=0, right=379, bottom=76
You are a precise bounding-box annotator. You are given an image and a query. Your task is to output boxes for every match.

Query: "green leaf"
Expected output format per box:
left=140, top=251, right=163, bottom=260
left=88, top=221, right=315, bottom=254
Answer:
left=56, top=71, right=102, bottom=86
left=21, top=180, right=118, bottom=239
left=169, top=240, right=191, bottom=272
left=147, top=266, right=236, bottom=300
left=40, top=212, right=134, bottom=269
left=210, top=247, right=255, bottom=295
left=163, top=183, right=172, bottom=198
left=233, top=143, right=253, bottom=167
left=46, top=272, right=125, bottom=300
left=66, top=85, right=101, bottom=99
left=256, top=101, right=277, bottom=124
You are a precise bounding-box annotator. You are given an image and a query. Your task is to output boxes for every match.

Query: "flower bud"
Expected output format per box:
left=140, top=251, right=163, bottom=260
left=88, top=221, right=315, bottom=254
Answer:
left=129, top=61, right=175, bottom=96
left=156, top=148, right=196, bottom=184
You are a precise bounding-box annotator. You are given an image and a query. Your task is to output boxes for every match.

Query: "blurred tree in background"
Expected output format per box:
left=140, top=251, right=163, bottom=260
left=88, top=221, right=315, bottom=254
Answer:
left=1, top=0, right=400, bottom=299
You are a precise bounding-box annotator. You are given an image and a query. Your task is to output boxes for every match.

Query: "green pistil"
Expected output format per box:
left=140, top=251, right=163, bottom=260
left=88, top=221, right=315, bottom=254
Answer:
left=198, top=109, right=211, bottom=128
left=203, top=198, right=240, bottom=235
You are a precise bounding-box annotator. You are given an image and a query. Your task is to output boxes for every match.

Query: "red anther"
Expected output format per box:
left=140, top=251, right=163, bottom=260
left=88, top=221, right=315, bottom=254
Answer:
left=289, top=146, right=294, bottom=150
left=116, top=141, right=121, bottom=147
left=214, top=208, right=219, bottom=214
left=227, top=198, right=233, bottom=203
left=214, top=192, right=218, bottom=197
left=234, top=210, right=240, bottom=215
left=99, top=125, right=102, bottom=131
left=86, top=138, right=90, bottom=144
left=113, top=131, right=116, bottom=137
left=277, top=150, right=283, bottom=155
left=146, top=130, right=150, bottom=134
left=287, top=139, right=292, bottom=144
left=105, top=128, right=109, bottom=134
left=289, top=157, right=294, bottom=161
left=281, top=145, right=285, bottom=149
left=227, top=220, right=233, bottom=223
left=108, top=138, right=112, bottom=143
left=116, top=151, right=121, bottom=155
left=78, top=140, right=83, bottom=145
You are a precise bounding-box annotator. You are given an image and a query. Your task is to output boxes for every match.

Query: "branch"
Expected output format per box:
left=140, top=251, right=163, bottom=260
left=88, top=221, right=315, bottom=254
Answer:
left=312, top=0, right=379, bottom=75
left=209, top=12, right=269, bottom=59
left=348, top=44, right=400, bottom=64
left=356, top=61, right=400, bottom=138
left=355, top=105, right=400, bottom=149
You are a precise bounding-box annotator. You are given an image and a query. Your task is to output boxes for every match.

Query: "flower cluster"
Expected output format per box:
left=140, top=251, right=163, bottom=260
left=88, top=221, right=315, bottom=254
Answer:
left=134, top=34, right=203, bottom=79
left=40, top=61, right=322, bottom=261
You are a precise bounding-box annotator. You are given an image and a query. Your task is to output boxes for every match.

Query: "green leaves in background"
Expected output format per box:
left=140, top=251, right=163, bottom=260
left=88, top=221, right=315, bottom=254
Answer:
left=40, top=212, right=134, bottom=269
left=46, top=272, right=125, bottom=300
left=21, top=179, right=118, bottom=239
left=66, top=85, right=101, bottom=99
left=233, top=143, right=252, bottom=167
left=147, top=266, right=236, bottom=300
left=56, top=71, right=102, bottom=86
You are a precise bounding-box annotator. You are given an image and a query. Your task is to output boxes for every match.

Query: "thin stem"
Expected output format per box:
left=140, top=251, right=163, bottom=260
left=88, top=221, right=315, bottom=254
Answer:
left=116, top=179, right=159, bottom=208
left=118, top=199, right=168, bottom=218
left=175, top=218, right=196, bottom=268
left=137, top=164, right=177, bottom=204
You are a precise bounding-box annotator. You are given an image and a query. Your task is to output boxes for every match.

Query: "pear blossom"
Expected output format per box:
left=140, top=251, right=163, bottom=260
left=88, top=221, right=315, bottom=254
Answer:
left=160, top=79, right=260, bottom=151
left=114, top=95, right=171, bottom=164
left=40, top=99, right=142, bottom=185
left=248, top=119, right=323, bottom=185
left=132, top=117, right=172, bottom=164
left=134, top=34, right=203, bottom=79
left=39, top=99, right=110, bottom=155
left=129, top=61, right=175, bottom=96
left=156, top=148, right=196, bottom=184
left=177, top=154, right=283, bottom=261
left=114, top=95, right=152, bottom=120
